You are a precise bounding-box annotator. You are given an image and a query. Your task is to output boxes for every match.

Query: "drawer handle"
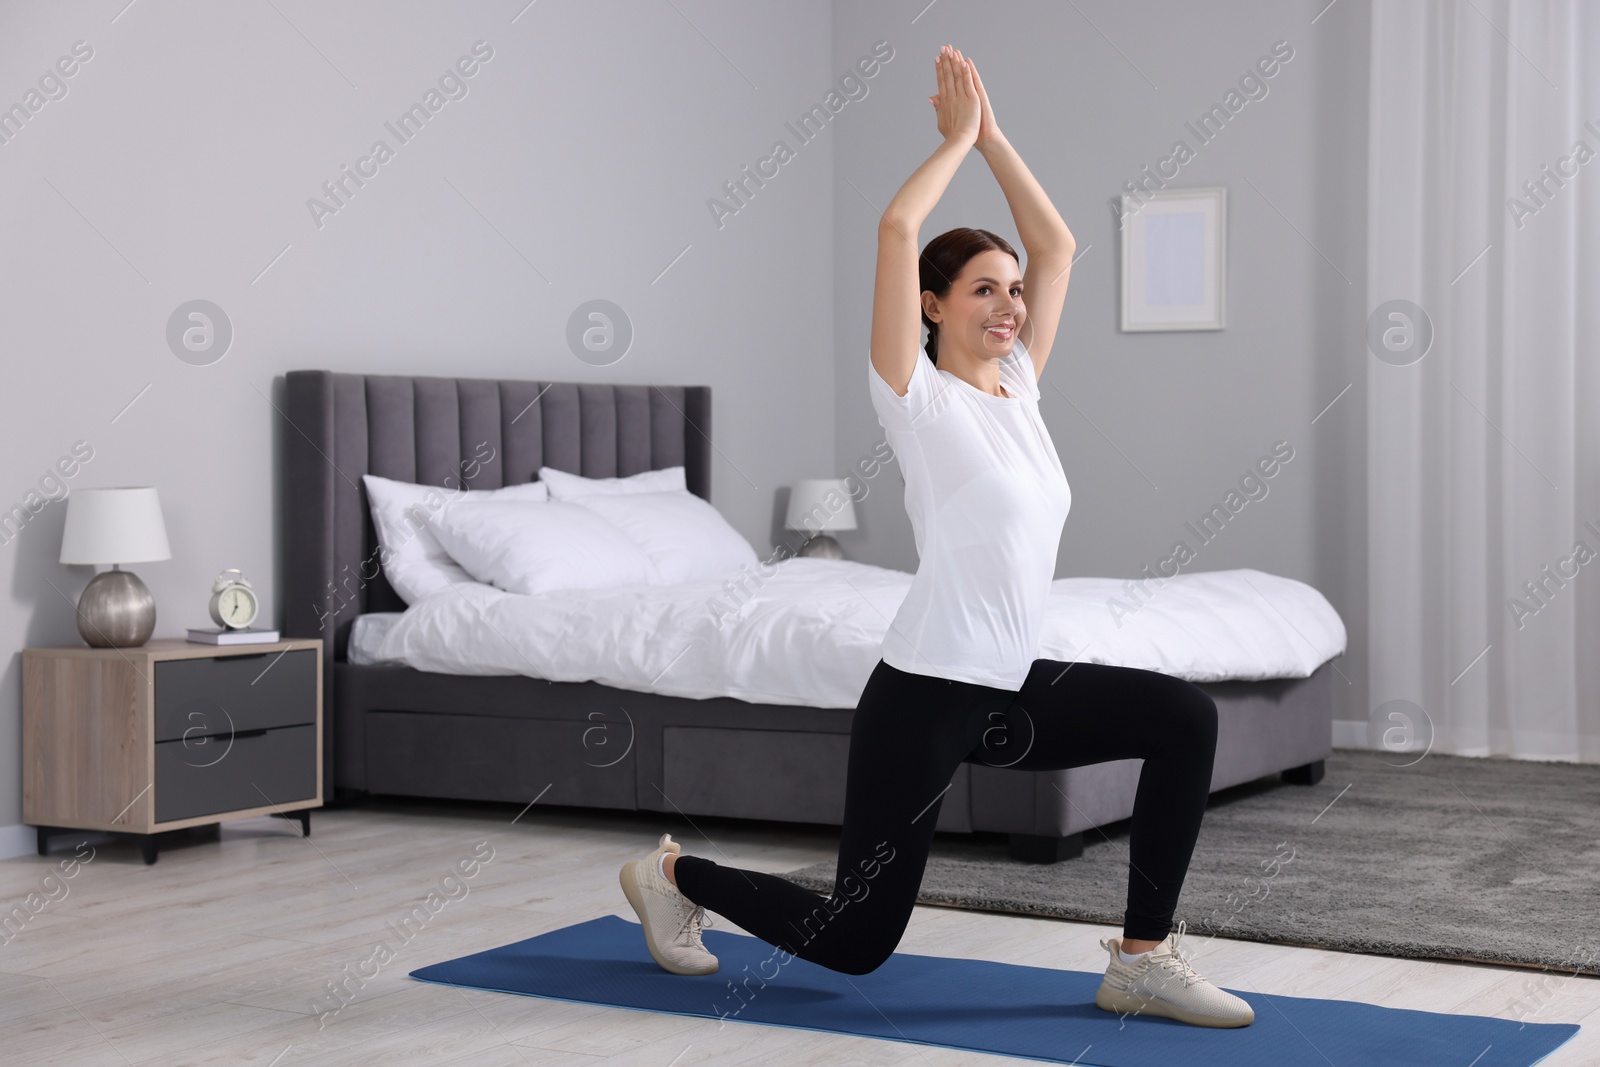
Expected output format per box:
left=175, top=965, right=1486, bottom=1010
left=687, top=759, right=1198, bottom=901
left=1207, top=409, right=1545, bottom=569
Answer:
left=180, top=726, right=272, bottom=743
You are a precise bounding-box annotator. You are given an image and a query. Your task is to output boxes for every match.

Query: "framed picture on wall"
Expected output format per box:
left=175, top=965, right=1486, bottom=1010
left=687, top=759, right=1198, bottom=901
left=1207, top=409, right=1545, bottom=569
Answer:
left=1119, top=186, right=1226, bottom=331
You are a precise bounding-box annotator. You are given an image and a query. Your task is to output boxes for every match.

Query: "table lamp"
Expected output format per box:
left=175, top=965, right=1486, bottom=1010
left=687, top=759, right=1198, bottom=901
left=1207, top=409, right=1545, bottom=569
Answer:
left=785, top=479, right=857, bottom=559
left=59, top=487, right=171, bottom=647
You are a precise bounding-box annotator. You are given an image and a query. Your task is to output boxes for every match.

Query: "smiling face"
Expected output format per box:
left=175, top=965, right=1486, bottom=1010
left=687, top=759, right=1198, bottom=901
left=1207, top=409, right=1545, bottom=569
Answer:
left=922, top=249, right=1027, bottom=364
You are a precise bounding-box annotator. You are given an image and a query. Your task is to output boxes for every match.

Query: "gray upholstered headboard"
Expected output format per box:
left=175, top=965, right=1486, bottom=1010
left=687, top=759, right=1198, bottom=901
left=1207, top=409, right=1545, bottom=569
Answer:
left=281, top=372, right=711, bottom=662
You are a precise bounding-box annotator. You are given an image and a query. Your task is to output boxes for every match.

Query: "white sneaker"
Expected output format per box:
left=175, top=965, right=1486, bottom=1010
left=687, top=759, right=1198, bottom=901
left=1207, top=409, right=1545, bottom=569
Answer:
left=1094, top=921, right=1254, bottom=1028
left=618, top=833, right=718, bottom=975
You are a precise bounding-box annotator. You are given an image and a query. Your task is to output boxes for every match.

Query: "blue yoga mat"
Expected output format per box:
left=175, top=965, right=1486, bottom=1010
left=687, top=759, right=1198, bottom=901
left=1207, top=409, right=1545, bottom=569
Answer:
left=411, top=916, right=1579, bottom=1066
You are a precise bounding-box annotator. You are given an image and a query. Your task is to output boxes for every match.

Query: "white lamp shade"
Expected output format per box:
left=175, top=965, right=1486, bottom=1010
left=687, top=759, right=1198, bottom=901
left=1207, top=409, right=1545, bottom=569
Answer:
left=59, top=487, right=172, bottom=565
left=785, top=479, right=858, bottom=534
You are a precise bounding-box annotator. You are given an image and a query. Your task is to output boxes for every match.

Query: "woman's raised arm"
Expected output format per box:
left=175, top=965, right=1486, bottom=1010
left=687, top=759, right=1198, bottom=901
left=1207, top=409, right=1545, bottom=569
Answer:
left=968, top=58, right=1075, bottom=382
left=869, top=46, right=980, bottom=398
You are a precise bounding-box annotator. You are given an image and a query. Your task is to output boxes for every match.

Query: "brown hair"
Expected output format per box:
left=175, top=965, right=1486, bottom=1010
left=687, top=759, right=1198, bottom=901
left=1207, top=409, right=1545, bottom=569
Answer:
left=918, top=227, right=1019, bottom=365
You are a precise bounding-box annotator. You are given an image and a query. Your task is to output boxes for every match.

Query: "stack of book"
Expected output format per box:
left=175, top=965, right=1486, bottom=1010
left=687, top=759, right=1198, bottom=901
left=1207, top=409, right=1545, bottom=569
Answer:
left=186, top=627, right=281, bottom=646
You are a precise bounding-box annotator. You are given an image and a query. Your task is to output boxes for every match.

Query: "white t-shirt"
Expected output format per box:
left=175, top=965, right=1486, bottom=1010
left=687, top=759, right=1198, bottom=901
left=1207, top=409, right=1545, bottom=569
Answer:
left=867, top=339, right=1071, bottom=690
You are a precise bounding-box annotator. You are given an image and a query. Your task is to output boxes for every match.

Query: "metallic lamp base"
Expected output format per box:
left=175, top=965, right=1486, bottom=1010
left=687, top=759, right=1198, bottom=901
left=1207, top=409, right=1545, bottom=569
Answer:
left=77, top=569, right=156, bottom=648
left=795, top=534, right=845, bottom=560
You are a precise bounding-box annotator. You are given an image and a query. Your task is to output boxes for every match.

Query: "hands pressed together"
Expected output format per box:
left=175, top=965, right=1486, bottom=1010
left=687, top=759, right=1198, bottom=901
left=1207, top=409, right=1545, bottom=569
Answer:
left=872, top=41, right=1075, bottom=396
left=929, top=44, right=1002, bottom=152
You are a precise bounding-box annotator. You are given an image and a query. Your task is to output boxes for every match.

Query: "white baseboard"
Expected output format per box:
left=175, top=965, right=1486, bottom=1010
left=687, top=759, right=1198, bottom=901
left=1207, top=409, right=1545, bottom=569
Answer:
left=0, top=824, right=125, bottom=861
left=1332, top=719, right=1368, bottom=749
left=0, top=823, right=37, bottom=861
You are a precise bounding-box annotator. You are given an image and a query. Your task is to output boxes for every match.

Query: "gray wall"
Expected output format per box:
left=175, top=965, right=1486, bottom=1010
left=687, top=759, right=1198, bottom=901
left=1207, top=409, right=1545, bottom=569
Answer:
left=0, top=0, right=1371, bottom=852
left=0, top=0, right=838, bottom=845
left=831, top=0, right=1371, bottom=728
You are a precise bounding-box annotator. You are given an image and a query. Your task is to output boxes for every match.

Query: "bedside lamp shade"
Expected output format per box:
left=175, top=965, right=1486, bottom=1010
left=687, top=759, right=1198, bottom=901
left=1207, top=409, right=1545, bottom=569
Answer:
left=785, top=479, right=857, bottom=560
left=60, top=487, right=171, bottom=564
left=59, top=487, right=170, bottom=648
left=785, top=479, right=858, bottom=533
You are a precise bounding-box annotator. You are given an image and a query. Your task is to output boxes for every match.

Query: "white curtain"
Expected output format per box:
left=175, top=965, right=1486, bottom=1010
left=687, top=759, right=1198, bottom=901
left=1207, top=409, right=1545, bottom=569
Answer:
left=1367, top=0, right=1600, bottom=761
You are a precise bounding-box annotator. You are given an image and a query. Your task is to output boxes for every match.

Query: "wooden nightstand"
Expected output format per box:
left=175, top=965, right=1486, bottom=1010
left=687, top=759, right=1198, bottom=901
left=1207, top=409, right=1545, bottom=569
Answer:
left=23, top=638, right=323, bottom=864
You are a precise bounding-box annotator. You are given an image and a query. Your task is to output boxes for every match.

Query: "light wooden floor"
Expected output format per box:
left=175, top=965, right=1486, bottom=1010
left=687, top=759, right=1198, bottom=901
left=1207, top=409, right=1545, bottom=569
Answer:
left=0, top=799, right=1592, bottom=1066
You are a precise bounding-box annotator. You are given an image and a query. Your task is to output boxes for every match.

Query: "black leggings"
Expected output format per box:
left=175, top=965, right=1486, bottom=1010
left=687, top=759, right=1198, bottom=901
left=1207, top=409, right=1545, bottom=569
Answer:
left=673, top=657, right=1218, bottom=976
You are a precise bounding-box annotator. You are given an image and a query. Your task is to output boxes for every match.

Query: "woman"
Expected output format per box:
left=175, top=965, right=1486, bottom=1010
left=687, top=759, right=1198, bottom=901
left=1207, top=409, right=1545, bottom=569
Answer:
left=619, top=44, right=1253, bottom=1030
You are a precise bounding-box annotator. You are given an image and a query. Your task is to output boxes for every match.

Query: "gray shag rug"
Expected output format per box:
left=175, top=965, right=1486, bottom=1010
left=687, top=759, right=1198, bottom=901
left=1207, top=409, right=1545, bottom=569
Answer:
left=780, top=748, right=1600, bottom=975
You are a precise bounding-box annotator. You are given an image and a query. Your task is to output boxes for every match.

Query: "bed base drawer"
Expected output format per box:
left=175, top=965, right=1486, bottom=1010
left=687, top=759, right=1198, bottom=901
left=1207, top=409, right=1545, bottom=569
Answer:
left=364, top=711, right=635, bottom=809
left=660, top=726, right=972, bottom=832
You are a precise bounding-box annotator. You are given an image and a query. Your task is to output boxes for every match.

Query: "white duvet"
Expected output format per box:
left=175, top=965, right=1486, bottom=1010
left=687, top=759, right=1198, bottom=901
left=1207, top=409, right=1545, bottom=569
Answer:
left=369, top=558, right=1346, bottom=708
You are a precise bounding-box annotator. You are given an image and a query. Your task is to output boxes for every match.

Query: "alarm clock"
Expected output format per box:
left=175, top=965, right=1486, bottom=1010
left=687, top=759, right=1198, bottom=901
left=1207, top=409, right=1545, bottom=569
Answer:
left=208, top=569, right=259, bottom=630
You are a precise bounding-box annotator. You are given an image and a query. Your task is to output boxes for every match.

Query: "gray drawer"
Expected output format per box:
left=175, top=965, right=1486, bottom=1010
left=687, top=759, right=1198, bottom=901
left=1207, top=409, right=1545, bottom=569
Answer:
left=660, top=726, right=972, bottom=832
left=364, top=711, right=635, bottom=809
left=154, top=723, right=317, bottom=823
left=155, top=650, right=316, bottom=743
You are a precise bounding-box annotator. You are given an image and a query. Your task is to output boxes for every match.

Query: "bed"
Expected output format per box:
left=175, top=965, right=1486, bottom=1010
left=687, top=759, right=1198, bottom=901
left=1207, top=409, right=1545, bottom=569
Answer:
left=282, top=371, right=1344, bottom=862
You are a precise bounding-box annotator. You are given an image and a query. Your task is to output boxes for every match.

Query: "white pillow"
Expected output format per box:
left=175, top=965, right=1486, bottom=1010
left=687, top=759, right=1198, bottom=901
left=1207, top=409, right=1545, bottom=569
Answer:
left=427, top=499, right=660, bottom=596
left=537, top=465, right=686, bottom=500
left=569, top=491, right=758, bottom=584
left=362, top=474, right=549, bottom=603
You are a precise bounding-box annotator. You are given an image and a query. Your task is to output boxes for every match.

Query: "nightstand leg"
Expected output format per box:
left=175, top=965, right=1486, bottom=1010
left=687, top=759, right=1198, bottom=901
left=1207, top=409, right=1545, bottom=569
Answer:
left=36, top=827, right=50, bottom=856
left=272, top=810, right=311, bottom=836
left=137, top=836, right=158, bottom=865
